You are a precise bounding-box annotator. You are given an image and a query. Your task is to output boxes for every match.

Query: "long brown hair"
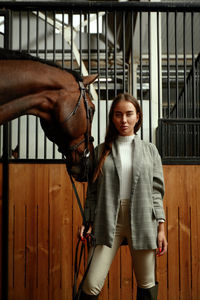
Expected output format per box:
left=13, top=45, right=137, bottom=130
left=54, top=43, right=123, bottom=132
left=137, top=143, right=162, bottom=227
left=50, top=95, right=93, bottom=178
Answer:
left=93, top=93, right=142, bottom=182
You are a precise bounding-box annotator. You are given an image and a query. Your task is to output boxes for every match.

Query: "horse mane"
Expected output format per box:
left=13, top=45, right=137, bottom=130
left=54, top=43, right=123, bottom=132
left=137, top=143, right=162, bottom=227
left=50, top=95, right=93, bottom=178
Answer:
left=0, top=47, right=82, bottom=83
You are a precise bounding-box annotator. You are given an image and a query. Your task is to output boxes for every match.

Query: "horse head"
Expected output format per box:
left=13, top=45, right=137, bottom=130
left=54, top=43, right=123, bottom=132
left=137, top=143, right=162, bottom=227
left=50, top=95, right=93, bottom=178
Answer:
left=40, top=74, right=98, bottom=182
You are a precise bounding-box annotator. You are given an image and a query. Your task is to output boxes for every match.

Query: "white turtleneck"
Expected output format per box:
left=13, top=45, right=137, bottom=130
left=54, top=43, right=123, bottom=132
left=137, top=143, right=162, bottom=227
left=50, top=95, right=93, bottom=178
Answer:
left=116, top=135, right=135, bottom=200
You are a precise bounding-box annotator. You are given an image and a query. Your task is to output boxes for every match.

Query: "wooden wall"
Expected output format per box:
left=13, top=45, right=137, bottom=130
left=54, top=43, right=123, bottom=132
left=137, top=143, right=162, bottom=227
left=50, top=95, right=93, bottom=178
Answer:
left=0, top=164, right=200, bottom=300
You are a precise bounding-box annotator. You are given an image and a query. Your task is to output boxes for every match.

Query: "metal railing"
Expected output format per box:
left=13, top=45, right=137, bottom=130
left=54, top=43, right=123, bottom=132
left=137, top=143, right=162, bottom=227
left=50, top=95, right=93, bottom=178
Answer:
left=0, top=1, right=200, bottom=163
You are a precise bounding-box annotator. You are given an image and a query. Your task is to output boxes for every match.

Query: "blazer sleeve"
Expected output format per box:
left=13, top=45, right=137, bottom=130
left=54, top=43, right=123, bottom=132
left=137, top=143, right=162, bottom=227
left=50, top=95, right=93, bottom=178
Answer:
left=151, top=144, right=166, bottom=221
left=84, top=146, right=99, bottom=224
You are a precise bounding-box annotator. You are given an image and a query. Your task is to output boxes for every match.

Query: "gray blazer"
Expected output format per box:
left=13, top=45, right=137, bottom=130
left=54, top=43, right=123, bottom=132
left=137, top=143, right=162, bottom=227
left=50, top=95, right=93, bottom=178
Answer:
left=84, top=135, right=165, bottom=250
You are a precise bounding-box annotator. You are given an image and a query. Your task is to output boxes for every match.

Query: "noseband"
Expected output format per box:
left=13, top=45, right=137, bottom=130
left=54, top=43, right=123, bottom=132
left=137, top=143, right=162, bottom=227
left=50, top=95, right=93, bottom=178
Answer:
left=62, top=80, right=94, bottom=179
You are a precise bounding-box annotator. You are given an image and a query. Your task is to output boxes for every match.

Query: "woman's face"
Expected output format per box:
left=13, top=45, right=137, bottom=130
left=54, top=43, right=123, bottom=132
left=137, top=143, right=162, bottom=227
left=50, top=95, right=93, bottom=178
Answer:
left=112, top=100, right=139, bottom=136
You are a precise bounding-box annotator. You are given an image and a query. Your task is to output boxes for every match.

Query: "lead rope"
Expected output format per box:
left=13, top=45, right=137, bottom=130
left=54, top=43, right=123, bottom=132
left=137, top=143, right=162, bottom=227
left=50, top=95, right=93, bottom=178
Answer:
left=70, top=175, right=96, bottom=300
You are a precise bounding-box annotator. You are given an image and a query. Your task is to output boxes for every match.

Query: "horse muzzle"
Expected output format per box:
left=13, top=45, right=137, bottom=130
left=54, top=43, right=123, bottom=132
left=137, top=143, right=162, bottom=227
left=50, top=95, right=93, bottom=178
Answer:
left=66, top=151, right=91, bottom=182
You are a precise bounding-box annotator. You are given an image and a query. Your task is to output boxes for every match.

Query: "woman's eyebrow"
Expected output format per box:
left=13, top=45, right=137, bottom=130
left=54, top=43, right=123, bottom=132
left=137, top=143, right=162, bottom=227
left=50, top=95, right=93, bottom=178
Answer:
left=114, top=110, right=134, bottom=113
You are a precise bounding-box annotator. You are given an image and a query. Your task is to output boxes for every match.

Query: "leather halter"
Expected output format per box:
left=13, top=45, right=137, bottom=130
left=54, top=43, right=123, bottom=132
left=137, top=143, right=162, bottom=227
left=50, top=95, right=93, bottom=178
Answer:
left=63, top=80, right=94, bottom=181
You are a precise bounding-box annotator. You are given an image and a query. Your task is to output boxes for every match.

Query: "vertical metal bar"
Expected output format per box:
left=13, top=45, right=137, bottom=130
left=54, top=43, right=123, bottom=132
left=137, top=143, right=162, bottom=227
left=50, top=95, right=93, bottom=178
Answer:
left=2, top=10, right=10, bottom=300
left=139, top=12, right=143, bottom=139
left=87, top=12, right=91, bottom=75
left=191, top=12, right=196, bottom=156
left=27, top=10, right=30, bottom=53
left=62, top=11, right=64, bottom=69
left=80, top=11, right=82, bottom=75
left=166, top=12, right=170, bottom=156
left=157, top=11, right=161, bottom=119
left=52, top=11, right=56, bottom=159
left=122, top=11, right=125, bottom=93
left=175, top=11, right=179, bottom=157
left=183, top=12, right=187, bottom=156
left=175, top=12, right=178, bottom=118
left=97, top=11, right=100, bottom=144
left=114, top=11, right=117, bottom=97
left=183, top=12, right=187, bottom=118
left=19, top=11, right=22, bottom=51
left=18, top=11, right=22, bottom=158
left=131, top=11, right=134, bottom=96
left=26, top=116, right=29, bottom=159
left=35, top=11, right=39, bottom=159
left=166, top=11, right=170, bottom=118
left=70, top=12, right=73, bottom=70
left=26, top=11, right=30, bottom=159
left=105, top=11, right=109, bottom=125
left=60, top=11, right=65, bottom=159
left=44, top=11, right=47, bottom=159
left=148, top=12, right=152, bottom=142
left=53, top=11, right=56, bottom=64
left=191, top=12, right=195, bottom=118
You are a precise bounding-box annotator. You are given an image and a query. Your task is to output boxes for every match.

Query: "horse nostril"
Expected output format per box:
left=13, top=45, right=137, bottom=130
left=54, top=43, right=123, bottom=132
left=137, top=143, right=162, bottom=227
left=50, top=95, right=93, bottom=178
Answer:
left=89, top=136, right=94, bottom=143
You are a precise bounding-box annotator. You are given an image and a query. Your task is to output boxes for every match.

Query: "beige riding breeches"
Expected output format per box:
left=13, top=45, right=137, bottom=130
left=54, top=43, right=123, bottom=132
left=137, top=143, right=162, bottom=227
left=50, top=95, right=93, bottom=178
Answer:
left=82, top=199, right=156, bottom=296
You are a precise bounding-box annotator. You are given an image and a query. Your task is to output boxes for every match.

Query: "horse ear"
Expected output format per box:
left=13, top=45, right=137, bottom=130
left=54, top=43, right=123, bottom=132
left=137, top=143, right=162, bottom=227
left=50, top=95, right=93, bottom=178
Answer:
left=82, top=74, right=98, bottom=86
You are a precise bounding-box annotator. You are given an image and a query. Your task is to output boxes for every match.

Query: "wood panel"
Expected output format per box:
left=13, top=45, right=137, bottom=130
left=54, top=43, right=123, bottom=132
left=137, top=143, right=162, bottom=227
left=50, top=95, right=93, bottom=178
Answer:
left=0, top=164, right=199, bottom=299
left=8, top=164, right=73, bottom=300
left=157, top=165, right=200, bottom=300
left=0, top=163, right=2, bottom=297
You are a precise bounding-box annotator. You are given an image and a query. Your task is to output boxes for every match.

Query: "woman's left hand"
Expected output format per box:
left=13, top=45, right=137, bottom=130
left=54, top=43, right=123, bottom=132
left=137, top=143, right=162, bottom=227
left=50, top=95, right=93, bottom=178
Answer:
left=157, top=222, right=168, bottom=257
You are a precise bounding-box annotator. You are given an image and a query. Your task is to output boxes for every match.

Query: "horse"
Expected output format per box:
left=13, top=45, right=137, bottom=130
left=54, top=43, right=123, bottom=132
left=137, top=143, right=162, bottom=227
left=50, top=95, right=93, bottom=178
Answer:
left=0, top=48, right=98, bottom=182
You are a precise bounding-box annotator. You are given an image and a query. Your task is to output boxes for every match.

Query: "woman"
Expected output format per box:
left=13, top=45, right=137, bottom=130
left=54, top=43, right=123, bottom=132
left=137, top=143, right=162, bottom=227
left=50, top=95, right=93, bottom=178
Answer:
left=79, top=93, right=167, bottom=300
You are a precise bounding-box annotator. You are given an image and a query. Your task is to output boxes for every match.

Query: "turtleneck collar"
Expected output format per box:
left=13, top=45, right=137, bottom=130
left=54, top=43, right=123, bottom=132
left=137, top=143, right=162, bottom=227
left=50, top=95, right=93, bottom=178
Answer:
left=116, top=134, right=135, bottom=143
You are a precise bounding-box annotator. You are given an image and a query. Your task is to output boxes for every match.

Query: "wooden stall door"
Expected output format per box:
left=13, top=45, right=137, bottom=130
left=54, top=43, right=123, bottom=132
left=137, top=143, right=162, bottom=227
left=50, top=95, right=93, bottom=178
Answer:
left=157, top=165, right=200, bottom=300
left=0, top=164, right=2, bottom=298
left=8, top=164, right=87, bottom=300
left=3, top=164, right=200, bottom=300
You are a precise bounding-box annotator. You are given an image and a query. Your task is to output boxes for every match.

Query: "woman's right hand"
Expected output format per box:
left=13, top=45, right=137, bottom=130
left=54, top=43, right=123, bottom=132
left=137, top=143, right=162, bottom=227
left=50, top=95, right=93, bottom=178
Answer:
left=80, top=224, right=93, bottom=240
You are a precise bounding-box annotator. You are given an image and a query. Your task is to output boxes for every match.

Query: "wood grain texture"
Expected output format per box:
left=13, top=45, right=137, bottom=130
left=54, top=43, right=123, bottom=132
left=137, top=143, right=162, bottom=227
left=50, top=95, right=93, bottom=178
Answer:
left=0, top=164, right=199, bottom=299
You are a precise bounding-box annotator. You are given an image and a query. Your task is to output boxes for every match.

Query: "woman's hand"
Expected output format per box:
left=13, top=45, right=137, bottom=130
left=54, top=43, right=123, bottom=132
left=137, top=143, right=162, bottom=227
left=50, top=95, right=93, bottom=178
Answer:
left=80, top=224, right=93, bottom=240
left=157, top=222, right=168, bottom=256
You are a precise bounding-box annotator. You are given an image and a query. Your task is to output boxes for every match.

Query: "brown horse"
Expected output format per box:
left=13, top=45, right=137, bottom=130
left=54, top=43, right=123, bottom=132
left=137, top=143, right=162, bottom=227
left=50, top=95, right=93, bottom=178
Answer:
left=0, top=48, right=98, bottom=181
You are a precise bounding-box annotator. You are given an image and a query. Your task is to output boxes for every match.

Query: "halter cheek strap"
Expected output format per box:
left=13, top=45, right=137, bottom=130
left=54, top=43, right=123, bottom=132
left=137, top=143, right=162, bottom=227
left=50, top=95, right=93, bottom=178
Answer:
left=63, top=80, right=94, bottom=161
left=61, top=81, right=85, bottom=124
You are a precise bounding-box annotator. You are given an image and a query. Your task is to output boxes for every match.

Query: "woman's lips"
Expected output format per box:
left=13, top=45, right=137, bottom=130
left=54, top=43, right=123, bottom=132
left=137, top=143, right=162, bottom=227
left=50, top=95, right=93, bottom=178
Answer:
left=121, top=126, right=128, bottom=130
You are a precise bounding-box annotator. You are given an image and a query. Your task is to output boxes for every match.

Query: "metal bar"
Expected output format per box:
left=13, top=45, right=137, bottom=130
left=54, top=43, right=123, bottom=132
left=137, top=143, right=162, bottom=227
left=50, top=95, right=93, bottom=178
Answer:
left=148, top=12, right=152, bottom=142
left=26, top=11, right=30, bottom=159
left=70, top=12, right=73, bottom=69
left=157, top=11, right=161, bottom=119
left=2, top=10, right=10, bottom=300
left=114, top=10, right=117, bottom=97
left=105, top=11, right=108, bottom=125
left=191, top=12, right=195, bottom=118
left=97, top=11, right=100, bottom=144
left=87, top=12, right=91, bottom=75
left=52, top=11, right=56, bottom=159
left=62, top=11, right=64, bottom=68
left=122, top=11, right=125, bottom=93
left=191, top=12, right=196, bottom=156
left=27, top=10, right=30, bottom=52
left=1, top=1, right=200, bottom=12
left=183, top=12, right=187, bottom=118
left=139, top=11, right=143, bottom=139
left=43, top=11, right=47, bottom=159
left=175, top=12, right=178, bottom=118
left=35, top=11, right=39, bottom=159
left=80, top=11, right=82, bottom=75
left=131, top=11, right=134, bottom=96
left=175, top=12, right=179, bottom=156
left=166, top=11, right=170, bottom=118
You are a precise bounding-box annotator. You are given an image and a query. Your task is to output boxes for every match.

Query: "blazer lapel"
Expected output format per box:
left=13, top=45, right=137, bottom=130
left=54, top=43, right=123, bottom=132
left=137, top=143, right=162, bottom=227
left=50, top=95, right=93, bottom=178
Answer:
left=112, top=140, right=122, bottom=181
left=131, top=135, right=143, bottom=192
